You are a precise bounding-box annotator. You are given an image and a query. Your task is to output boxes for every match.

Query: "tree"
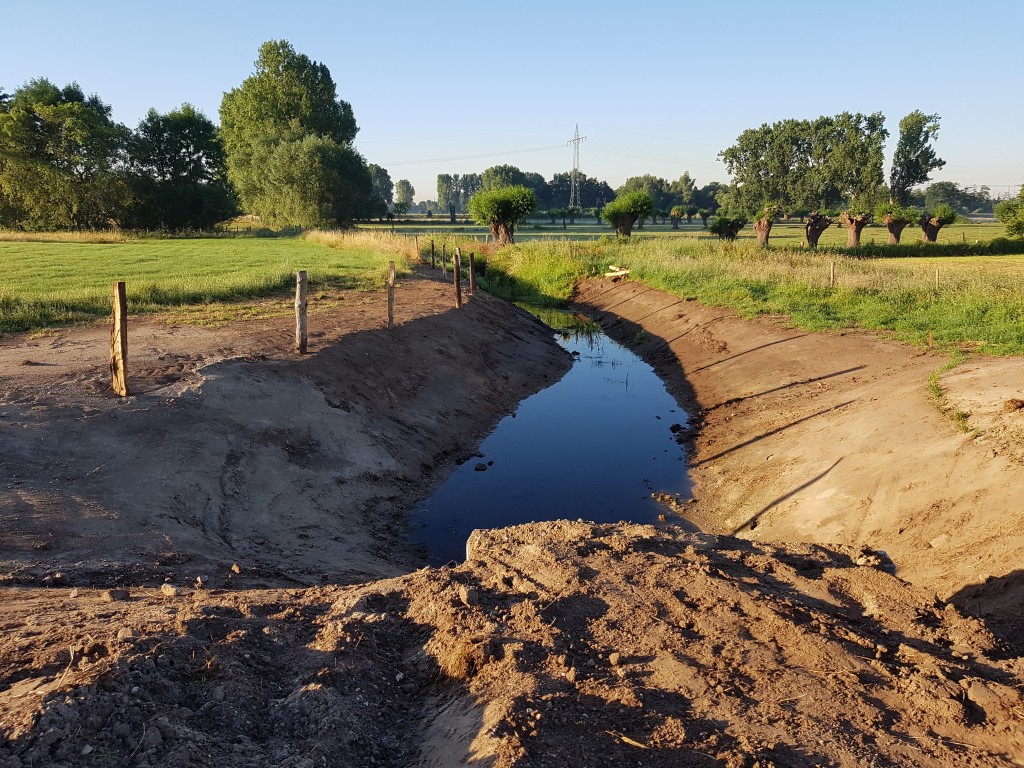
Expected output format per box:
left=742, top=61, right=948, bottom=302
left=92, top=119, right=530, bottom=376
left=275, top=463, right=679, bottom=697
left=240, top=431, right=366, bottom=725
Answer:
left=804, top=211, right=834, bottom=248
left=668, top=172, right=697, bottom=207
left=684, top=204, right=698, bottom=224
left=394, top=179, right=414, bottom=215
left=482, top=164, right=526, bottom=191
left=467, top=185, right=536, bottom=246
left=919, top=204, right=956, bottom=242
left=669, top=205, right=684, bottom=230
left=889, top=111, right=944, bottom=205
left=754, top=204, right=781, bottom=246
left=220, top=40, right=369, bottom=228
left=127, top=104, right=237, bottom=230
left=709, top=215, right=746, bottom=240
left=720, top=112, right=887, bottom=216
left=697, top=208, right=712, bottom=227
left=437, top=174, right=461, bottom=222
left=367, top=164, right=393, bottom=219
left=601, top=190, right=654, bottom=237
left=839, top=210, right=871, bottom=247
left=874, top=202, right=919, bottom=244
left=0, top=79, right=131, bottom=230
left=994, top=187, right=1024, bottom=237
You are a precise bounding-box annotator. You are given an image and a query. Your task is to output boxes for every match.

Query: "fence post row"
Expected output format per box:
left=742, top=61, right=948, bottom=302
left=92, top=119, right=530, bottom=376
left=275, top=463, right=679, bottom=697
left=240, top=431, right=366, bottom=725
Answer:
left=110, top=280, right=128, bottom=397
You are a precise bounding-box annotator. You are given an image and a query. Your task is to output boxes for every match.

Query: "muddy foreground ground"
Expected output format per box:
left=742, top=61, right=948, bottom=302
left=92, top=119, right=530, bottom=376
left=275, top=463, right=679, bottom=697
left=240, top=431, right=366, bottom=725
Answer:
left=1, top=268, right=1022, bottom=766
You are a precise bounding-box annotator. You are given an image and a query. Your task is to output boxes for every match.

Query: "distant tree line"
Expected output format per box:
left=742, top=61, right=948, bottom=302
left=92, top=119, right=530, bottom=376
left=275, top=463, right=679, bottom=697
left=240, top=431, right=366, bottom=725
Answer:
left=0, top=41, right=417, bottom=231
left=715, top=109, right=1015, bottom=246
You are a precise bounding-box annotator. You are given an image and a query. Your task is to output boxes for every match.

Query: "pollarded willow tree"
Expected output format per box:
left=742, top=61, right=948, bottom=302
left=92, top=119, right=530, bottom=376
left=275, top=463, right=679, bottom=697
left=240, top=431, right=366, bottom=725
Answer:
left=601, top=190, right=654, bottom=237
left=468, top=185, right=537, bottom=246
left=219, top=40, right=373, bottom=229
left=874, top=202, right=920, bottom=244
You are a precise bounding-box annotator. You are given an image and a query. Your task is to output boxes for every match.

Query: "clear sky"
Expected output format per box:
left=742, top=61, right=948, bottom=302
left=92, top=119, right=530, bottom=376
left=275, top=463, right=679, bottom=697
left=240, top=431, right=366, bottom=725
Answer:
left=3, top=0, right=1021, bottom=202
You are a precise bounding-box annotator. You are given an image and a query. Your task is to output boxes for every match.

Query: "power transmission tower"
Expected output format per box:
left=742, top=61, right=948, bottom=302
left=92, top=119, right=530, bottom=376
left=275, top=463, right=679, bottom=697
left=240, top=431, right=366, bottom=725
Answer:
left=567, top=124, right=586, bottom=210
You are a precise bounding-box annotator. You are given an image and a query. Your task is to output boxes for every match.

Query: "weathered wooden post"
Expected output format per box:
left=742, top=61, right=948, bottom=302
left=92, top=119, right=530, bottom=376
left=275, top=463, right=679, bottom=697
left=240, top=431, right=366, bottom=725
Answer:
left=110, top=281, right=128, bottom=397
left=295, top=270, right=308, bottom=353
left=430, top=239, right=435, bottom=269
left=441, top=244, right=447, bottom=278
left=414, top=235, right=419, bottom=262
left=935, top=269, right=939, bottom=290
left=387, top=261, right=396, bottom=328
left=454, top=249, right=463, bottom=309
left=468, top=252, right=477, bottom=296
left=830, top=262, right=835, bottom=288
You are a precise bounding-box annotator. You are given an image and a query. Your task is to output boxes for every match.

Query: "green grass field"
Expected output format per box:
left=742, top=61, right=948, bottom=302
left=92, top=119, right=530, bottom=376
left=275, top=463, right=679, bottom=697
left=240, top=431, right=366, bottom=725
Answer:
left=4, top=226, right=1024, bottom=356
left=475, top=233, right=1024, bottom=356
left=0, top=232, right=415, bottom=333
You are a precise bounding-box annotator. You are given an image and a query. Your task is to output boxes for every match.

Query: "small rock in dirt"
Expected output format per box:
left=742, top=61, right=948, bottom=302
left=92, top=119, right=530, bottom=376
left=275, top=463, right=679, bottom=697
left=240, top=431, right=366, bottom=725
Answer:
left=161, top=583, right=181, bottom=597
left=474, top=463, right=488, bottom=472
left=609, top=652, right=621, bottom=667
left=669, top=423, right=684, bottom=433
left=929, top=534, right=950, bottom=549
left=69, top=588, right=79, bottom=598
left=566, top=667, right=577, bottom=683
left=116, top=627, right=138, bottom=642
left=101, top=588, right=130, bottom=602
left=195, top=575, right=209, bottom=589
left=230, top=563, right=241, bottom=574
left=1003, top=398, right=1024, bottom=413
left=458, top=585, right=479, bottom=607
left=80, top=745, right=93, bottom=756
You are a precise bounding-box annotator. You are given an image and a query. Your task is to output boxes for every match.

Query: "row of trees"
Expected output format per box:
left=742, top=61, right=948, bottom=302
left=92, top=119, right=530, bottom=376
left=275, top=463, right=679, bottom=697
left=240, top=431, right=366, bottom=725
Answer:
left=715, top=110, right=972, bottom=247
left=0, top=41, right=418, bottom=231
left=0, top=80, right=236, bottom=230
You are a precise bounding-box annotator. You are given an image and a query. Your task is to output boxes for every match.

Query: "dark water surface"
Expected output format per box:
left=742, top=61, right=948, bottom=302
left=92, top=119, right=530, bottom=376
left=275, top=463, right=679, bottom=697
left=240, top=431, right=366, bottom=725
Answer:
left=409, top=322, right=693, bottom=565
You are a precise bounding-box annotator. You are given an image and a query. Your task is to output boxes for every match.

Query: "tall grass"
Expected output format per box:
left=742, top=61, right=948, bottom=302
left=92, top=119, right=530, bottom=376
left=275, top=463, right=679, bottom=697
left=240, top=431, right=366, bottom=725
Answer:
left=0, top=231, right=416, bottom=333
left=479, top=237, right=1024, bottom=355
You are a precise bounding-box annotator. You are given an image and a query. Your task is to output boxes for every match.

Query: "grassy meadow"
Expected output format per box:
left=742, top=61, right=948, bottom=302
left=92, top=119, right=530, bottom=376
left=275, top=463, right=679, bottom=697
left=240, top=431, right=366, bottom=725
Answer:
left=0, top=231, right=415, bottom=333
left=473, top=230, right=1024, bottom=356
left=3, top=224, right=1024, bottom=357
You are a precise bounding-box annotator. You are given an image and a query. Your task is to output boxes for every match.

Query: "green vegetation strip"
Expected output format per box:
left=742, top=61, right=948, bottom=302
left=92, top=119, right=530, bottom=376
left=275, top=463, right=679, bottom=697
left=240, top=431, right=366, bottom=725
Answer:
left=0, top=232, right=413, bottom=333
left=476, top=234, right=1024, bottom=356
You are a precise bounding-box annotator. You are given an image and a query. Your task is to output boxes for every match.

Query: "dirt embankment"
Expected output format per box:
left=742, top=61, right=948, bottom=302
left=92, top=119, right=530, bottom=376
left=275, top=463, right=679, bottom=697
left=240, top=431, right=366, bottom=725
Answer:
left=2, top=269, right=1023, bottom=767
left=573, top=278, right=1024, bottom=645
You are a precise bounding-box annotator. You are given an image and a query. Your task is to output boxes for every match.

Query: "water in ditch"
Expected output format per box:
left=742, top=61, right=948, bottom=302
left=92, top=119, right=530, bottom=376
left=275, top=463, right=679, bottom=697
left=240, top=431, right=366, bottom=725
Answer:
left=409, top=311, right=693, bottom=565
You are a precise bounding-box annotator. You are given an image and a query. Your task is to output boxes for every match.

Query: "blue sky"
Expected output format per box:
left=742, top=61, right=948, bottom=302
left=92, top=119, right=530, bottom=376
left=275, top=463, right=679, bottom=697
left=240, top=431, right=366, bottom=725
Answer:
left=3, top=0, right=1021, bottom=202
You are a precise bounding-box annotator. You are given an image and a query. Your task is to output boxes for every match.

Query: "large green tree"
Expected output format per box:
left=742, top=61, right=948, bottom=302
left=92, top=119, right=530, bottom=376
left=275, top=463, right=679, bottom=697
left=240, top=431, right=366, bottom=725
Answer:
left=394, top=179, right=415, bottom=215
left=719, top=112, right=887, bottom=216
left=995, top=187, right=1024, bottom=237
left=127, top=104, right=237, bottom=230
left=367, top=164, right=393, bottom=218
left=219, top=40, right=370, bottom=228
left=467, top=185, right=537, bottom=246
left=0, top=79, right=130, bottom=229
left=888, top=111, right=945, bottom=205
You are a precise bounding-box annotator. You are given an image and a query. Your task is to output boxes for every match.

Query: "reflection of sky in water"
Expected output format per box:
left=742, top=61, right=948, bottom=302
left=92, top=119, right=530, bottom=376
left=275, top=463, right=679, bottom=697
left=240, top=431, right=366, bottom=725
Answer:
left=409, top=328, right=692, bottom=565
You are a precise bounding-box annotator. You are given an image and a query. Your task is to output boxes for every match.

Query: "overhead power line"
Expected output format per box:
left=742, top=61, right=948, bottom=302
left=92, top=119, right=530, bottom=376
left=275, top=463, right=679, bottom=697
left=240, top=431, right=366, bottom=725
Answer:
left=381, top=144, right=564, bottom=166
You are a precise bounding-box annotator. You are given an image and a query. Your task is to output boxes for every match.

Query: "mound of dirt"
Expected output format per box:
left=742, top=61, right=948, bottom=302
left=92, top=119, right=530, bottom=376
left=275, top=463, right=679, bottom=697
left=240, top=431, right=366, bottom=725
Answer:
left=2, top=523, right=1021, bottom=767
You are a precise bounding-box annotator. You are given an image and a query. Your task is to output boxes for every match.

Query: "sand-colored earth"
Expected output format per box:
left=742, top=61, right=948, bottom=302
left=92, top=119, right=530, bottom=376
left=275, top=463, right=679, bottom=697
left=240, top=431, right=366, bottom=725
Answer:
left=1, top=267, right=1022, bottom=766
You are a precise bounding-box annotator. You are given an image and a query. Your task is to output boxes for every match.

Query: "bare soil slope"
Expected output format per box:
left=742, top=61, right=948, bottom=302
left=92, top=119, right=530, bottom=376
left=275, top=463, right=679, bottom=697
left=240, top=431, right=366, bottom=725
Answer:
left=2, top=270, right=1023, bottom=766
left=573, top=277, right=1024, bottom=650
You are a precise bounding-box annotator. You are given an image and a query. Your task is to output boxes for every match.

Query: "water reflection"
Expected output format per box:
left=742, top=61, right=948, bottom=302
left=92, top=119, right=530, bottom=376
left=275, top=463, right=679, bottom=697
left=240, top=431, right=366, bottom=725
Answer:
left=409, top=312, right=693, bottom=565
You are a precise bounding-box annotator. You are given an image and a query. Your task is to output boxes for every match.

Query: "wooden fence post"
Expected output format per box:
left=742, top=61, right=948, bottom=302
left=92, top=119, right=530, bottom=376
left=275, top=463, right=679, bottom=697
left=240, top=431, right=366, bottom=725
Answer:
left=934, top=269, right=939, bottom=290
left=468, top=252, right=477, bottom=296
left=414, top=235, right=419, bottom=261
left=295, top=271, right=308, bottom=353
left=431, top=239, right=435, bottom=269
left=454, top=249, right=463, bottom=309
left=441, top=244, right=447, bottom=278
left=387, top=261, right=396, bottom=328
left=829, top=262, right=835, bottom=288
left=110, top=280, right=128, bottom=397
